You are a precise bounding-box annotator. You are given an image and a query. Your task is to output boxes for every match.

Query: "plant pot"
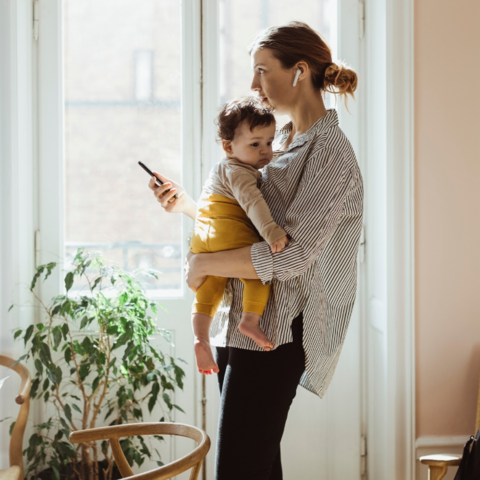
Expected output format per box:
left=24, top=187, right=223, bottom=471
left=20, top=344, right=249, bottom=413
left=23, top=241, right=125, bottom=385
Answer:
left=36, top=460, right=122, bottom=480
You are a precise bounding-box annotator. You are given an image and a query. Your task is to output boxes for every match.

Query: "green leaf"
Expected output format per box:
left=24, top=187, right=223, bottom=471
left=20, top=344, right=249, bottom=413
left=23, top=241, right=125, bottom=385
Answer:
left=163, top=392, right=172, bottom=409
left=8, top=304, right=14, bottom=313
left=106, top=324, right=118, bottom=335
left=39, top=343, right=51, bottom=365
left=113, top=333, right=129, bottom=350
left=60, top=417, right=70, bottom=435
left=9, top=354, right=28, bottom=368
left=91, top=376, right=101, bottom=393
left=46, top=368, right=57, bottom=384
left=119, top=292, right=128, bottom=308
left=65, top=272, right=74, bottom=292
left=53, top=328, right=62, bottom=350
left=148, top=396, right=156, bottom=413
left=52, top=465, right=60, bottom=480
left=60, top=299, right=71, bottom=316
left=9, top=421, right=16, bottom=436
left=13, top=329, right=22, bottom=340
left=173, top=365, right=185, bottom=390
left=70, top=394, right=81, bottom=401
left=64, top=347, right=72, bottom=364
left=55, top=365, right=63, bottom=385
left=24, top=325, right=34, bottom=346
left=172, top=404, right=185, bottom=414
left=97, top=352, right=106, bottom=365
left=92, top=276, right=102, bottom=290
left=30, top=265, right=45, bottom=290
left=80, top=316, right=89, bottom=329
left=44, top=262, right=57, bottom=282
left=81, top=336, right=92, bottom=352
left=64, top=404, right=72, bottom=423
left=30, top=378, right=40, bottom=399
left=34, top=359, right=43, bottom=376
left=61, top=323, right=69, bottom=340
left=104, top=407, right=115, bottom=420
left=79, top=364, right=90, bottom=381
left=71, top=404, right=81, bottom=414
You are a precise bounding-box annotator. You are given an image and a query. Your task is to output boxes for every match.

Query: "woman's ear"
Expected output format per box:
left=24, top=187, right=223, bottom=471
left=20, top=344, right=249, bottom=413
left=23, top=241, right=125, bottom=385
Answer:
left=295, top=62, right=308, bottom=83
left=222, top=140, right=233, bottom=155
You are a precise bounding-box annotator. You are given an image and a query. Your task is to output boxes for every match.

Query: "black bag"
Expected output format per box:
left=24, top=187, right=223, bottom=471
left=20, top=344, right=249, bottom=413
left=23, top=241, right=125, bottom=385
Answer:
left=454, top=430, right=480, bottom=479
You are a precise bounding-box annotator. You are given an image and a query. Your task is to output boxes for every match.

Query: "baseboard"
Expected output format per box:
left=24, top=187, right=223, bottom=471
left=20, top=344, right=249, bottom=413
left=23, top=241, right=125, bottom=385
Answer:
left=416, top=435, right=468, bottom=453
left=415, top=436, right=467, bottom=480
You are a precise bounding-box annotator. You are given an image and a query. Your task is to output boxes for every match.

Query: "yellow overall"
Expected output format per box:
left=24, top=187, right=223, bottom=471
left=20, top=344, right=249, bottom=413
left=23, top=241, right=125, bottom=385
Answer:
left=190, top=193, right=271, bottom=317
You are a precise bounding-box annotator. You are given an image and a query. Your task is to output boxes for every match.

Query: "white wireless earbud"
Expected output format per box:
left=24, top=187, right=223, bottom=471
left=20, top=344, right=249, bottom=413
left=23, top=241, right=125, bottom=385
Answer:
left=292, top=69, right=301, bottom=87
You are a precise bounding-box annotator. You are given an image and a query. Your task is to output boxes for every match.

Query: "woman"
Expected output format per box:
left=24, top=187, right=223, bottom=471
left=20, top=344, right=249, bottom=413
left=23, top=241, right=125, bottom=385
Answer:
left=149, top=21, right=363, bottom=480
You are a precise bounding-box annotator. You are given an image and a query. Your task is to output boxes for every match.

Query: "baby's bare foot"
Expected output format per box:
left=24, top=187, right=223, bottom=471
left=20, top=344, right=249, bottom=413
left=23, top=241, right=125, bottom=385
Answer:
left=194, top=338, right=219, bottom=374
left=238, top=312, right=274, bottom=351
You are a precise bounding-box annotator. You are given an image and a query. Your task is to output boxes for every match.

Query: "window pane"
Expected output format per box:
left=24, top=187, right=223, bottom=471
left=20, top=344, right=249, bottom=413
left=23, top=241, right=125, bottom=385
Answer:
left=64, top=0, right=182, bottom=296
left=219, top=0, right=338, bottom=125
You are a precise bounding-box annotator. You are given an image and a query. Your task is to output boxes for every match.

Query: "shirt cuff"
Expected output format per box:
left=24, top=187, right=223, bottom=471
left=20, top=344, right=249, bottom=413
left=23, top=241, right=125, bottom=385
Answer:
left=251, top=241, right=274, bottom=285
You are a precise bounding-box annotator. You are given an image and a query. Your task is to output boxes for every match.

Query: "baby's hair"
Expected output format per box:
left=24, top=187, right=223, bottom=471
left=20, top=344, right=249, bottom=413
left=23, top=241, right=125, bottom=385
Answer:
left=216, top=96, right=276, bottom=143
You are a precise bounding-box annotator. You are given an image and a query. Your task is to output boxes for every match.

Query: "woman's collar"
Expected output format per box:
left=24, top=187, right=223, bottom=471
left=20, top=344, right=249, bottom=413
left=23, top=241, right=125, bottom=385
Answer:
left=275, top=109, right=339, bottom=152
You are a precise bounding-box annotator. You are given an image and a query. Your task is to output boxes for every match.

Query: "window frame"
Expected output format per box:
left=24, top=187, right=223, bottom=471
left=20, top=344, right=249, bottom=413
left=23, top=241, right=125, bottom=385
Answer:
left=37, top=0, right=203, bottom=301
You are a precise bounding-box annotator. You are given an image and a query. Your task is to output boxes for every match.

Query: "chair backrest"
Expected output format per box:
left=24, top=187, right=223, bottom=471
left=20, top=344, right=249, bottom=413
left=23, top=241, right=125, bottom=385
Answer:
left=70, top=422, right=211, bottom=480
left=0, top=355, right=31, bottom=476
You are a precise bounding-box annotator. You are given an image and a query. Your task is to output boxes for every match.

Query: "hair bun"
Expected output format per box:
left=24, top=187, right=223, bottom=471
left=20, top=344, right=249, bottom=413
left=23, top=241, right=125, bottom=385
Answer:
left=324, top=61, right=358, bottom=99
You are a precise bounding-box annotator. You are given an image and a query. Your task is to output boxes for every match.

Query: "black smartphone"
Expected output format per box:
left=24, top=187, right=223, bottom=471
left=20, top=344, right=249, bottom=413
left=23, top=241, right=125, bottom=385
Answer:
left=138, top=161, right=178, bottom=199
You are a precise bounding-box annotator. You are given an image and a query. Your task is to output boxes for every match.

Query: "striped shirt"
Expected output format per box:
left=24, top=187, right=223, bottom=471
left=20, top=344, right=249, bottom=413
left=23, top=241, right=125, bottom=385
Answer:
left=209, top=109, right=364, bottom=398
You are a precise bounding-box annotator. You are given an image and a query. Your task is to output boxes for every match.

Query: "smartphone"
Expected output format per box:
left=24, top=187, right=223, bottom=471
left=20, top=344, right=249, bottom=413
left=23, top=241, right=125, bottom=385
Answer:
left=138, top=161, right=178, bottom=199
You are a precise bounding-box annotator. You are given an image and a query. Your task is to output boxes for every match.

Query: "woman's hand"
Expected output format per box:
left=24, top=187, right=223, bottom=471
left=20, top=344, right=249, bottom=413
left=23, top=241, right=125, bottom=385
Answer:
left=148, top=172, right=197, bottom=219
left=184, top=250, right=207, bottom=293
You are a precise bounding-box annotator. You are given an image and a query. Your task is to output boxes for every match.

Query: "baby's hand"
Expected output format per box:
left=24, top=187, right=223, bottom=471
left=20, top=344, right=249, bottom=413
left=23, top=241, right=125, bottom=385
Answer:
left=270, top=235, right=289, bottom=253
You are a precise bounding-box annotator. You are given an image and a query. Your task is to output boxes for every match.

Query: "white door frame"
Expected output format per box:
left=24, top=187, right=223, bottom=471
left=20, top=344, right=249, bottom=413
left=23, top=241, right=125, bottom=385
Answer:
left=362, top=0, right=415, bottom=478
left=0, top=0, right=36, bottom=467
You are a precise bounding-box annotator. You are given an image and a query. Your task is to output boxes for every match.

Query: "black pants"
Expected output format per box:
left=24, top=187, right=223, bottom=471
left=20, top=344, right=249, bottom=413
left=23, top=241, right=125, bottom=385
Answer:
left=214, top=314, right=305, bottom=480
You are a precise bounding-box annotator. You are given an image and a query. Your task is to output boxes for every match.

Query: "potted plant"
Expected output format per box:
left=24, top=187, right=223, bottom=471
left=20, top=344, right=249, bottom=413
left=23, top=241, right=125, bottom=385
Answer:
left=8, top=249, right=186, bottom=480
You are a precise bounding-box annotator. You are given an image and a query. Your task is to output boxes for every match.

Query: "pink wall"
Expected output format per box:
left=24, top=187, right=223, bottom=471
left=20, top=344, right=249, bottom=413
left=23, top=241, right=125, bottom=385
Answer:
left=415, top=0, right=480, bottom=437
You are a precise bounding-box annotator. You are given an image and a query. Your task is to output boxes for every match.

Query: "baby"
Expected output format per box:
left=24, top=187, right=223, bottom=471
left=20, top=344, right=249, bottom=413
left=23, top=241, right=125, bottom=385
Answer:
left=191, top=96, right=289, bottom=375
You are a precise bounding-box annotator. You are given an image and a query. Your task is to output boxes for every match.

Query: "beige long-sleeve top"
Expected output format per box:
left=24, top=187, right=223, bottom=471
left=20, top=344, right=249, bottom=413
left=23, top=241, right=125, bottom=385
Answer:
left=201, top=157, right=287, bottom=245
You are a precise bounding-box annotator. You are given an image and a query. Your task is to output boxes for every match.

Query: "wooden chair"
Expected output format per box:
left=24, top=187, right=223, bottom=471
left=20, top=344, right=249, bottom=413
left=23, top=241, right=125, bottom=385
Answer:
left=70, top=422, right=210, bottom=480
left=420, top=374, right=480, bottom=480
left=0, top=355, right=32, bottom=480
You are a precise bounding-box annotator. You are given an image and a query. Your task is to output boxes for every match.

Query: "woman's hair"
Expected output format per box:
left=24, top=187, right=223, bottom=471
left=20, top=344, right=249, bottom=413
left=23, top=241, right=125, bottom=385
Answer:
left=216, top=96, right=275, bottom=142
left=248, top=21, right=357, bottom=105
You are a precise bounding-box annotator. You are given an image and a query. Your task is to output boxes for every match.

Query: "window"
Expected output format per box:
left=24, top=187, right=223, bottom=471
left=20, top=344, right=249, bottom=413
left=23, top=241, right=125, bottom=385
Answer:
left=64, top=0, right=183, bottom=295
